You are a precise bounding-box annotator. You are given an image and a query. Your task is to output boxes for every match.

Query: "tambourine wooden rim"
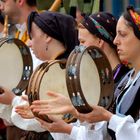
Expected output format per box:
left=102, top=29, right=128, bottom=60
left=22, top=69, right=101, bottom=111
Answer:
left=27, top=62, right=48, bottom=104
left=28, top=59, right=76, bottom=123
left=0, top=37, right=33, bottom=95
left=66, top=45, right=114, bottom=113
left=27, top=60, right=55, bottom=105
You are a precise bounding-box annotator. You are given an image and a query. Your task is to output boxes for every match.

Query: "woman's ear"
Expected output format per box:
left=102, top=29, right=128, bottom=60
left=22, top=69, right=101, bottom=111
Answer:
left=98, top=39, right=105, bottom=49
left=16, top=0, right=25, bottom=6
left=45, top=35, right=52, bottom=44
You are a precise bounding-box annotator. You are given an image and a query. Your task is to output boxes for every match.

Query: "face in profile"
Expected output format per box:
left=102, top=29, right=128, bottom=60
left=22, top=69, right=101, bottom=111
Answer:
left=29, top=22, right=49, bottom=61
left=78, top=27, right=100, bottom=47
left=114, top=16, right=140, bottom=63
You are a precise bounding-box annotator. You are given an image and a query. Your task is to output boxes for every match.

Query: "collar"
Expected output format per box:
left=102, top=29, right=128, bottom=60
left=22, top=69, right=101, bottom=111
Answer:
left=15, top=23, right=26, bottom=32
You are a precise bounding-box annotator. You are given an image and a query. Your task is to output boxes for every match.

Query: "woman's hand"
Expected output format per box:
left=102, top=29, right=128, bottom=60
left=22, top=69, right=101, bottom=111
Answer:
left=36, top=115, right=73, bottom=134
left=15, top=95, right=34, bottom=119
left=31, top=91, right=78, bottom=117
left=15, top=103, right=35, bottom=119
left=78, top=105, right=113, bottom=123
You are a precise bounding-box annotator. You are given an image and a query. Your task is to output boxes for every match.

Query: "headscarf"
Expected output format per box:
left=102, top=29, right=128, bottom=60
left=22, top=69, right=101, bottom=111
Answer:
left=81, top=12, right=117, bottom=48
left=126, top=5, right=140, bottom=40
left=27, top=11, right=79, bottom=58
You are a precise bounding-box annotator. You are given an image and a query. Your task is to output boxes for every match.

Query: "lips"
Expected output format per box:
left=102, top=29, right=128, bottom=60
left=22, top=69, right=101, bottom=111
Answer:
left=117, top=49, right=121, bottom=54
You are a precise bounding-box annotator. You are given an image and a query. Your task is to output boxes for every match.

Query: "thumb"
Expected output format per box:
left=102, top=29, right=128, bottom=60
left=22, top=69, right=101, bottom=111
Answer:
left=47, top=115, right=60, bottom=122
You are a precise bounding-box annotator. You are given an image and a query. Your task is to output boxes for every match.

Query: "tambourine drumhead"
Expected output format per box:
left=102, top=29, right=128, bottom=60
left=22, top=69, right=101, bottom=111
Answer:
left=66, top=45, right=114, bottom=113
left=80, top=51, right=100, bottom=106
left=28, top=60, right=76, bottom=123
left=0, top=38, right=33, bottom=95
left=0, top=42, right=23, bottom=89
left=39, top=63, right=68, bottom=100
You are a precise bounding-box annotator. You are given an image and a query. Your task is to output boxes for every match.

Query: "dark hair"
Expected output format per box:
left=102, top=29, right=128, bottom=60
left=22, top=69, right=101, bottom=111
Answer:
left=14, top=0, right=37, bottom=6
left=26, top=0, right=37, bottom=6
left=0, top=13, right=4, bottom=25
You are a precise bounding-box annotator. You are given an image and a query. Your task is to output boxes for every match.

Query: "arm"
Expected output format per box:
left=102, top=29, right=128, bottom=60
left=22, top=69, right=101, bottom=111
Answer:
left=15, top=95, right=34, bottom=119
left=77, top=105, right=113, bottom=123
left=36, top=116, right=109, bottom=140
left=78, top=104, right=140, bottom=140
left=11, top=95, right=45, bottom=132
left=0, top=87, right=16, bottom=124
left=36, top=116, right=88, bottom=140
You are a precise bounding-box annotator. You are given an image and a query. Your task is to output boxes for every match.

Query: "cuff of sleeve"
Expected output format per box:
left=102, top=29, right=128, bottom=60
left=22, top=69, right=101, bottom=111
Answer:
left=70, top=126, right=79, bottom=139
left=108, top=115, right=126, bottom=132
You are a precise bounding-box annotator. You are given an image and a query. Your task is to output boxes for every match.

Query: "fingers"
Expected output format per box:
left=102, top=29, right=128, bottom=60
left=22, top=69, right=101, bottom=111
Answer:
left=47, top=91, right=59, bottom=97
left=33, top=108, right=51, bottom=114
left=15, top=108, right=27, bottom=117
left=38, top=109, right=63, bottom=115
left=17, top=112, right=34, bottom=119
left=30, top=104, right=51, bottom=112
left=31, top=106, right=61, bottom=115
left=32, top=99, right=56, bottom=105
left=47, top=115, right=59, bottom=122
left=36, top=116, right=61, bottom=131
left=36, top=117, right=51, bottom=130
left=15, top=107, right=34, bottom=119
left=16, top=104, right=28, bottom=110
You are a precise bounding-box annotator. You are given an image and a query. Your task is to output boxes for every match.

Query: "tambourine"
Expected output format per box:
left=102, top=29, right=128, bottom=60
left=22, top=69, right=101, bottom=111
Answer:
left=66, top=45, right=114, bottom=113
left=0, top=37, right=33, bottom=95
left=27, top=60, right=76, bottom=123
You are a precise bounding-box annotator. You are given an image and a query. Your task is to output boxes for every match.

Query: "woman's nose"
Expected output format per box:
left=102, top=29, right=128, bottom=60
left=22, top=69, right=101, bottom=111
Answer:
left=113, top=36, right=119, bottom=46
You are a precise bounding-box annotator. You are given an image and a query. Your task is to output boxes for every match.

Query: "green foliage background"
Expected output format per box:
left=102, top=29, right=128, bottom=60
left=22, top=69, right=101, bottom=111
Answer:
left=37, top=0, right=99, bottom=14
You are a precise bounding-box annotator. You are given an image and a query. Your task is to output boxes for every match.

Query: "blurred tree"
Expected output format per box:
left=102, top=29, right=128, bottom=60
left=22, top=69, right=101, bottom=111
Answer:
left=37, top=0, right=55, bottom=10
left=37, top=0, right=101, bottom=14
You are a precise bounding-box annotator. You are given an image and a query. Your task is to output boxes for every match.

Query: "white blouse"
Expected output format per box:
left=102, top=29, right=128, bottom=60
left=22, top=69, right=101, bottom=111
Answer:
left=51, top=120, right=111, bottom=140
left=108, top=115, right=140, bottom=140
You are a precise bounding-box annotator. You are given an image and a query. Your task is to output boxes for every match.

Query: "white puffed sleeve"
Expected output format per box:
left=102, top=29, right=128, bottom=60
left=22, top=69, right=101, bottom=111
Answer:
left=51, top=120, right=110, bottom=140
left=11, top=96, right=45, bottom=132
left=108, top=115, right=140, bottom=140
left=0, top=103, right=13, bottom=124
